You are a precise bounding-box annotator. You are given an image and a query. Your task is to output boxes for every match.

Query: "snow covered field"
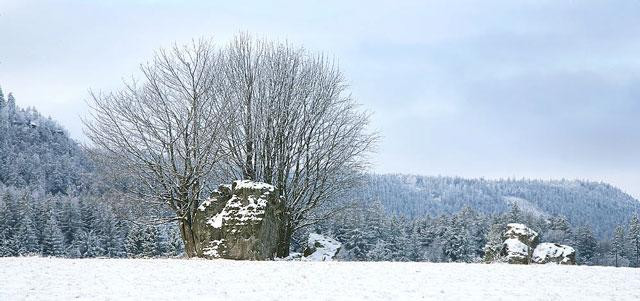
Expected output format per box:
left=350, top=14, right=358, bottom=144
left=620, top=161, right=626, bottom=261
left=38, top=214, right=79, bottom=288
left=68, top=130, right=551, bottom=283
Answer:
left=1, top=257, right=639, bottom=301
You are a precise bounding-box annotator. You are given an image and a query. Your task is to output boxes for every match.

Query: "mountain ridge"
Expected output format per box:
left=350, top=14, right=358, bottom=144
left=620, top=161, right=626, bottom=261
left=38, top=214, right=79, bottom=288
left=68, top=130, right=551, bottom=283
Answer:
left=352, top=173, right=640, bottom=238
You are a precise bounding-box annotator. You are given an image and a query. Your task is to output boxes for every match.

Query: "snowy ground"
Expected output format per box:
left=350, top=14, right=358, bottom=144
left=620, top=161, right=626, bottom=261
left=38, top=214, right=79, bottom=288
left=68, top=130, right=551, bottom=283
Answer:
left=1, top=257, right=639, bottom=301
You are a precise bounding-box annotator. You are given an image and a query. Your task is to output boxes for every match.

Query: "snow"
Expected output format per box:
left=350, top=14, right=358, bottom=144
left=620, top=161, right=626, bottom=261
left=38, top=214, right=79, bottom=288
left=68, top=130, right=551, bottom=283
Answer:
left=2, top=257, right=639, bottom=301
left=203, top=239, right=224, bottom=257
left=233, top=180, right=274, bottom=191
left=503, top=196, right=549, bottom=218
left=197, top=199, right=212, bottom=211
left=505, top=223, right=538, bottom=241
left=305, top=233, right=341, bottom=261
left=533, top=243, right=575, bottom=264
left=207, top=209, right=225, bottom=228
left=503, top=238, right=529, bottom=258
left=205, top=195, right=270, bottom=229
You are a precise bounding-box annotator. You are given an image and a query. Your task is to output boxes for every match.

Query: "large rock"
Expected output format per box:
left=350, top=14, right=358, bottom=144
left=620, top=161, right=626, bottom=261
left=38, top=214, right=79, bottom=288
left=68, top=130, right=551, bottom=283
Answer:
left=532, top=243, right=576, bottom=265
left=302, top=233, right=342, bottom=261
left=499, top=223, right=539, bottom=264
left=500, top=238, right=531, bottom=264
left=504, top=223, right=539, bottom=248
left=193, top=180, right=283, bottom=260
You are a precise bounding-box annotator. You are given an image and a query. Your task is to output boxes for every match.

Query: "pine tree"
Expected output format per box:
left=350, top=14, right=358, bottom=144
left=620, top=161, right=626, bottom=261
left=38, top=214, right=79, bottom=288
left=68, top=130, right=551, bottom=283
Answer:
left=385, top=216, right=409, bottom=261
left=575, top=226, right=597, bottom=265
left=483, top=221, right=505, bottom=263
left=100, top=210, right=124, bottom=257
left=442, top=215, right=472, bottom=262
left=545, top=215, right=573, bottom=245
left=166, top=228, right=184, bottom=257
left=141, top=225, right=160, bottom=258
left=16, top=202, right=40, bottom=255
left=125, top=225, right=144, bottom=258
left=611, top=225, right=625, bottom=267
left=628, top=214, right=640, bottom=267
left=0, top=192, right=19, bottom=256
left=507, top=203, right=523, bottom=224
left=6, top=93, right=15, bottom=116
left=366, top=240, right=390, bottom=261
left=78, top=199, right=96, bottom=234
left=0, top=199, right=14, bottom=256
left=41, top=212, right=65, bottom=256
left=0, top=87, right=5, bottom=110
left=76, top=230, right=104, bottom=257
left=59, top=201, right=81, bottom=247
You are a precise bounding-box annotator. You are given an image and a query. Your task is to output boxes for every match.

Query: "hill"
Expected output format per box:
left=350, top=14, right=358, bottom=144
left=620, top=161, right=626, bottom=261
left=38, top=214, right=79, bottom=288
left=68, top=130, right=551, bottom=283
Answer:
left=354, top=174, right=640, bottom=238
left=0, top=88, right=93, bottom=195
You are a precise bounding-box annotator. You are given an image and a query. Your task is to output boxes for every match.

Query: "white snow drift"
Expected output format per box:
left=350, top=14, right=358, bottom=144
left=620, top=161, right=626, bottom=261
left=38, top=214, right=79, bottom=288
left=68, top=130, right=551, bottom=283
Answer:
left=1, top=257, right=639, bottom=301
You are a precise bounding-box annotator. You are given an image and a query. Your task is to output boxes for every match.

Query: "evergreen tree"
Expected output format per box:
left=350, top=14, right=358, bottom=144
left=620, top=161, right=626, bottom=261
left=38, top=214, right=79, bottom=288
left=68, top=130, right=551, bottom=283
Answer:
left=545, top=215, right=573, bottom=245
left=6, top=93, right=15, bottom=116
left=385, top=216, right=409, bottom=261
left=507, top=203, right=523, bottom=223
left=15, top=200, right=39, bottom=255
left=59, top=201, right=81, bottom=246
left=41, top=212, right=65, bottom=256
left=442, top=215, right=472, bottom=262
left=100, top=210, right=124, bottom=257
left=76, top=230, right=104, bottom=257
left=575, top=226, right=597, bottom=265
left=611, top=225, right=625, bottom=267
left=366, top=240, right=390, bottom=261
left=166, top=228, right=184, bottom=257
left=125, top=225, right=144, bottom=258
left=0, top=87, right=5, bottom=109
left=142, top=225, right=160, bottom=258
left=628, top=214, right=640, bottom=267
left=483, top=221, right=505, bottom=263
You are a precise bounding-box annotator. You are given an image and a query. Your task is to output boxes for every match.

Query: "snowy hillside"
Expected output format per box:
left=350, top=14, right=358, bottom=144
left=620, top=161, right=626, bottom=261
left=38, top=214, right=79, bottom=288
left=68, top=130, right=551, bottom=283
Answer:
left=1, top=257, right=639, bottom=301
left=356, top=174, right=640, bottom=237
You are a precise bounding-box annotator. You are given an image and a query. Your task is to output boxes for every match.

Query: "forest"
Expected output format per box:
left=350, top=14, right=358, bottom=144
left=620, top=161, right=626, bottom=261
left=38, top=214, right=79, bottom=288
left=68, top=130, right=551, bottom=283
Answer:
left=1, top=87, right=639, bottom=266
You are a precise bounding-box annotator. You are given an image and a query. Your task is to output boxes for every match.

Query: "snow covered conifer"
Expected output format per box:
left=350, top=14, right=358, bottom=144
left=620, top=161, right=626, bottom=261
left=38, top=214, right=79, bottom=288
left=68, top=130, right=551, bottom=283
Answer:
left=628, top=214, right=640, bottom=267
left=16, top=204, right=39, bottom=255
left=0, top=86, right=4, bottom=109
left=6, top=92, right=15, bottom=115
left=611, top=225, right=625, bottom=267
left=100, top=211, right=124, bottom=258
left=574, top=226, right=597, bottom=265
left=166, top=229, right=184, bottom=257
left=442, top=215, right=472, bottom=262
left=42, top=212, right=65, bottom=256
left=77, top=230, right=104, bottom=257
left=507, top=203, right=523, bottom=224
left=141, top=225, right=160, bottom=257
left=125, top=225, right=144, bottom=258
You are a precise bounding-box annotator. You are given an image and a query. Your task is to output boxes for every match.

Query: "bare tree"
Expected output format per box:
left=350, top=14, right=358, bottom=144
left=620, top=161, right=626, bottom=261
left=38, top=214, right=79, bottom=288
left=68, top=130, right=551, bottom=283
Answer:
left=216, top=35, right=378, bottom=256
left=85, top=35, right=377, bottom=258
left=84, top=40, right=226, bottom=257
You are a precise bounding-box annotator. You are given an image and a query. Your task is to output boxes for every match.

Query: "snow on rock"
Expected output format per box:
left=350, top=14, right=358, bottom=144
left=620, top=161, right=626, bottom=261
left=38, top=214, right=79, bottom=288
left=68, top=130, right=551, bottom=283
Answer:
left=302, top=233, right=342, bottom=261
left=192, top=180, right=283, bottom=260
left=492, top=223, right=576, bottom=265
left=532, top=243, right=576, bottom=265
left=233, top=180, right=275, bottom=192
left=203, top=239, right=225, bottom=258
left=501, top=238, right=530, bottom=264
left=494, top=223, right=540, bottom=264
left=504, top=223, right=539, bottom=247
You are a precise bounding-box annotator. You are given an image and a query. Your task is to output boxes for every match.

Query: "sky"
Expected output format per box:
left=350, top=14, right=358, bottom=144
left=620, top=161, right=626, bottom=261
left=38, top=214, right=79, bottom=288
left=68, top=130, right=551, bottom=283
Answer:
left=1, top=0, right=640, bottom=198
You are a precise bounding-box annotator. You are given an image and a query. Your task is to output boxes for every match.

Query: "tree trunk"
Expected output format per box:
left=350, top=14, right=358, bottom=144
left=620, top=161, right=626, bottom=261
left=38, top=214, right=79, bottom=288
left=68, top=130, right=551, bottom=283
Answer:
left=276, top=221, right=293, bottom=258
left=179, top=219, right=198, bottom=258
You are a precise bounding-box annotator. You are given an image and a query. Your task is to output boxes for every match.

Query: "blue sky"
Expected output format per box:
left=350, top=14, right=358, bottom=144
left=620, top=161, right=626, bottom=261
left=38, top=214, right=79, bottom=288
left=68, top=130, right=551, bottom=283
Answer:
left=1, top=0, right=640, bottom=198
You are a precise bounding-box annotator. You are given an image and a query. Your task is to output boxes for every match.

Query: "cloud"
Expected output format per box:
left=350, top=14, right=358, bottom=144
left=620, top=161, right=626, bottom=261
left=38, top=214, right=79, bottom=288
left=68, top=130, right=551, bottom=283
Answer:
left=1, top=0, right=639, bottom=197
